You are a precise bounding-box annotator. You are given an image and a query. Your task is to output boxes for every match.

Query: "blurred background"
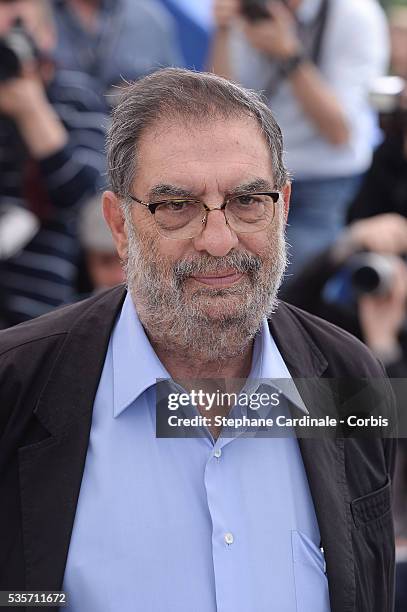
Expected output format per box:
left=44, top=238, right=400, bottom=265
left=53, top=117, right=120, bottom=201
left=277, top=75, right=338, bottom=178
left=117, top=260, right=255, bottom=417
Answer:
left=0, top=0, right=406, bottom=608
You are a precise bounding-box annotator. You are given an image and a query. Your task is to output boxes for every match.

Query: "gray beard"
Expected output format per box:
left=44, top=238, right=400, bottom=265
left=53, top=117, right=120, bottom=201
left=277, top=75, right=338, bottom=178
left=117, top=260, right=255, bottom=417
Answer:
left=124, top=212, right=287, bottom=363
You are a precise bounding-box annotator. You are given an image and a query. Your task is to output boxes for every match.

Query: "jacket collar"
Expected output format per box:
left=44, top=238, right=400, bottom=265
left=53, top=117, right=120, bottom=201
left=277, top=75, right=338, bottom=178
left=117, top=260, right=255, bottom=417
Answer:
left=268, top=300, right=328, bottom=377
left=34, top=288, right=328, bottom=435
left=34, top=286, right=126, bottom=436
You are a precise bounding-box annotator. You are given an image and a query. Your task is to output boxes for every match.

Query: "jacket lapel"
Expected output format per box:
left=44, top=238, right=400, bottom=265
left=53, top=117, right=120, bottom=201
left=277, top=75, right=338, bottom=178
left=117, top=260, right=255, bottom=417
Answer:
left=268, top=302, right=356, bottom=612
left=18, top=286, right=126, bottom=592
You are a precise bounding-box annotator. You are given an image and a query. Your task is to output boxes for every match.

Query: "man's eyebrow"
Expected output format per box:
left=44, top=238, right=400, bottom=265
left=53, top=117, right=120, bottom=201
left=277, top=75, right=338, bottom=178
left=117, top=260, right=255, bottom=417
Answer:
left=148, top=184, right=196, bottom=199
left=147, top=178, right=276, bottom=200
left=228, top=178, right=276, bottom=195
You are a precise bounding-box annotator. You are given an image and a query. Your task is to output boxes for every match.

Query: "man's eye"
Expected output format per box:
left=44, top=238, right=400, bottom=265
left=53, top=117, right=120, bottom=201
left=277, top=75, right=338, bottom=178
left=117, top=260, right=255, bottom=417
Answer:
left=161, top=200, right=192, bottom=212
left=235, top=195, right=258, bottom=206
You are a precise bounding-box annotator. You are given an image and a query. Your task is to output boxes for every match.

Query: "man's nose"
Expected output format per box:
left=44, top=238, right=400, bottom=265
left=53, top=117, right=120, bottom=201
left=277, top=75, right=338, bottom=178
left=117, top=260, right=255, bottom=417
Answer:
left=192, top=208, right=239, bottom=256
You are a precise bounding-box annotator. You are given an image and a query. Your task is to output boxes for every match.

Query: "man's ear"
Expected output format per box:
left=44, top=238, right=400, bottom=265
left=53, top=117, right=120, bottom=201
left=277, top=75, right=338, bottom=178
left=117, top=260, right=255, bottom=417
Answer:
left=102, top=191, right=128, bottom=261
left=281, top=182, right=291, bottom=223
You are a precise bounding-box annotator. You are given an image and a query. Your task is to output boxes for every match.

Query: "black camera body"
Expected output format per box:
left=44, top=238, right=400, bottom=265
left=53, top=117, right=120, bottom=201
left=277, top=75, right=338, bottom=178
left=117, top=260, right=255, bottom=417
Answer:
left=0, top=19, right=38, bottom=83
left=240, top=0, right=272, bottom=21
left=369, top=76, right=407, bottom=136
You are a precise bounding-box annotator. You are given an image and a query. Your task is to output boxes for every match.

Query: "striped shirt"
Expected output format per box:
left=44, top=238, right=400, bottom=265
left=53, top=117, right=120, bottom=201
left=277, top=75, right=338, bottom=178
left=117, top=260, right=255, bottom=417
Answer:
left=0, top=70, right=107, bottom=328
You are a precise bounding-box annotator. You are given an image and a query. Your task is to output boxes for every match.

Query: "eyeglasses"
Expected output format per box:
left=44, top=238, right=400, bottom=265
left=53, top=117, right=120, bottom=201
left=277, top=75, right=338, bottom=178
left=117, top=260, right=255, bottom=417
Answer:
left=128, top=191, right=281, bottom=239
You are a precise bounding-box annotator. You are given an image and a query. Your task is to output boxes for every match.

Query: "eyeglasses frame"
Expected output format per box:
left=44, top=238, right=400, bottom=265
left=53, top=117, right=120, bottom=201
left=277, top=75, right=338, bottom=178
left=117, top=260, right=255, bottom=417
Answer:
left=127, top=191, right=281, bottom=238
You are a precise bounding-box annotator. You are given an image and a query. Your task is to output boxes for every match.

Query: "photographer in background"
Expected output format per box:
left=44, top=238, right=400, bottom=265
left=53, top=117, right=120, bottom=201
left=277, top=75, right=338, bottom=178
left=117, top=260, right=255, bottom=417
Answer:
left=281, top=80, right=407, bottom=605
left=280, top=73, right=407, bottom=366
left=348, top=76, right=407, bottom=223
left=0, top=0, right=107, bottom=328
left=281, top=212, right=407, bottom=376
left=209, top=0, right=389, bottom=278
left=51, top=0, right=184, bottom=98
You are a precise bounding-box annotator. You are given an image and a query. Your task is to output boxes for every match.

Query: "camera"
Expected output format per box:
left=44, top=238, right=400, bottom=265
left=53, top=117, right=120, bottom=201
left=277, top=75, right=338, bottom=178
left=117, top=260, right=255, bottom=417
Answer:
left=0, top=18, right=38, bottom=83
left=369, top=76, right=405, bottom=114
left=369, top=76, right=407, bottom=135
left=240, top=0, right=272, bottom=21
left=322, top=252, right=401, bottom=312
left=348, top=253, right=396, bottom=296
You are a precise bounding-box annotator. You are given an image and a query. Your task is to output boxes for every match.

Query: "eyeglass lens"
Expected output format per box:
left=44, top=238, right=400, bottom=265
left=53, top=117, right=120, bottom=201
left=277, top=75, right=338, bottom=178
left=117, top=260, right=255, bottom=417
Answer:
left=153, top=194, right=277, bottom=238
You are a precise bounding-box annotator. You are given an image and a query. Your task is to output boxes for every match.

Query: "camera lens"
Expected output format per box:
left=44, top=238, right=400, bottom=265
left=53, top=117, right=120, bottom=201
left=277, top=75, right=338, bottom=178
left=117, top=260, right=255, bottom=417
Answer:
left=0, top=41, right=21, bottom=82
left=351, top=265, right=381, bottom=293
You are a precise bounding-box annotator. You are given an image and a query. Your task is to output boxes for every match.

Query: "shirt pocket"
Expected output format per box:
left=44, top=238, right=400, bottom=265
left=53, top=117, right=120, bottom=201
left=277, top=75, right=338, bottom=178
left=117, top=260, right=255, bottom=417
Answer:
left=291, top=530, right=331, bottom=612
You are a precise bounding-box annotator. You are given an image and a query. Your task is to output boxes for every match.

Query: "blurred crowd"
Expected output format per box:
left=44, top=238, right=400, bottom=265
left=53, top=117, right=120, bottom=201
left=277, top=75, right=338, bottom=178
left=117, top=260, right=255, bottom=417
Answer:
left=0, top=0, right=184, bottom=326
left=0, top=0, right=406, bottom=607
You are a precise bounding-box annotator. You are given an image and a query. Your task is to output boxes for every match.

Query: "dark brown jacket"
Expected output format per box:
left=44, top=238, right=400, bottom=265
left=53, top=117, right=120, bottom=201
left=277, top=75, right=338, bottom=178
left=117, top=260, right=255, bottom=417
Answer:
left=0, top=285, right=396, bottom=611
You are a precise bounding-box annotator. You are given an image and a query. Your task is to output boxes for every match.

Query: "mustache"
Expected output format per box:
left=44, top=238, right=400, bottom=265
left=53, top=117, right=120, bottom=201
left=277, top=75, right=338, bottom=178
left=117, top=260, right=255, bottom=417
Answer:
left=173, top=251, right=262, bottom=284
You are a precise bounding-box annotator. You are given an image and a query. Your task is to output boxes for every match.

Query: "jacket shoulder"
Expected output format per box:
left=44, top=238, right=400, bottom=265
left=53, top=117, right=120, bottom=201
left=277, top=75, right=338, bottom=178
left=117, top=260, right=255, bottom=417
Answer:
left=0, top=286, right=125, bottom=441
left=0, top=286, right=125, bottom=358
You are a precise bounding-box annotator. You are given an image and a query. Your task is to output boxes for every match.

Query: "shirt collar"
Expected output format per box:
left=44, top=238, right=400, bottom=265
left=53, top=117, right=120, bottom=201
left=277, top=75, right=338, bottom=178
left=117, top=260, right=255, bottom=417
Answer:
left=112, top=295, right=307, bottom=418
left=112, top=292, right=169, bottom=418
left=249, top=318, right=309, bottom=414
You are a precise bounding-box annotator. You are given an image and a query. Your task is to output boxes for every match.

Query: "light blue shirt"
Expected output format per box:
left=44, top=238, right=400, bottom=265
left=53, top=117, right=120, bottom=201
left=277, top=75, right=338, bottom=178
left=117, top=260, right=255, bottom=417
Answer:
left=63, top=293, right=330, bottom=611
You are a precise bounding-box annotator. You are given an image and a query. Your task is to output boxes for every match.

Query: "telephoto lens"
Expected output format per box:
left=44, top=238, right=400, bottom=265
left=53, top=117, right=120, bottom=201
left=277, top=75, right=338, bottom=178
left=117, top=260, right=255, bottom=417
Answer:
left=349, top=253, right=396, bottom=296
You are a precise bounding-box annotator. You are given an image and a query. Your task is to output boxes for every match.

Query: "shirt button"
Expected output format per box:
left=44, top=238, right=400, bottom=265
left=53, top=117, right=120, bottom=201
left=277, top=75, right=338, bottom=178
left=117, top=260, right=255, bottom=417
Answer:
left=224, top=532, right=234, bottom=545
left=214, top=448, right=222, bottom=458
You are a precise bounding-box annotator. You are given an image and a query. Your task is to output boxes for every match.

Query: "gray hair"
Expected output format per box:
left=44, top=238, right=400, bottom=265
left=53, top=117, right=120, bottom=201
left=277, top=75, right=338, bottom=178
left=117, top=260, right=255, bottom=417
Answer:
left=107, top=68, right=289, bottom=200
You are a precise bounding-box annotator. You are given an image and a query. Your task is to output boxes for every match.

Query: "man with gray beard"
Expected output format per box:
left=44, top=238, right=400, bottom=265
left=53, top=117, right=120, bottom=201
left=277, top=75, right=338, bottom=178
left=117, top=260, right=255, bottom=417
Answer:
left=124, top=215, right=286, bottom=362
left=0, top=69, right=397, bottom=612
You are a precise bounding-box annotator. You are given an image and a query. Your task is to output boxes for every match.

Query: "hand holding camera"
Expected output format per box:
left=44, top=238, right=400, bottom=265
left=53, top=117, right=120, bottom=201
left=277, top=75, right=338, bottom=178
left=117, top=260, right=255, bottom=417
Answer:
left=0, top=10, right=66, bottom=159
left=347, top=214, right=407, bottom=256
left=331, top=214, right=407, bottom=361
left=358, top=257, right=407, bottom=362
left=0, top=17, right=48, bottom=120
left=242, top=1, right=301, bottom=60
left=213, top=0, right=301, bottom=60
